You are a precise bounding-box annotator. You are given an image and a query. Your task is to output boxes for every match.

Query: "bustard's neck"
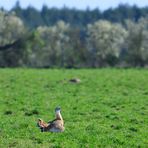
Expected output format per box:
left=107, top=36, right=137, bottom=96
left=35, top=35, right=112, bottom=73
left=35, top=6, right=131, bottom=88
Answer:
left=55, top=111, right=63, bottom=120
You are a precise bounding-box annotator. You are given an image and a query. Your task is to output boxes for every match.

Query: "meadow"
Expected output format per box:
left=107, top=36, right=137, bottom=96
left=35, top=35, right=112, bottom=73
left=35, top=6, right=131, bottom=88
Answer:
left=0, top=69, right=147, bottom=148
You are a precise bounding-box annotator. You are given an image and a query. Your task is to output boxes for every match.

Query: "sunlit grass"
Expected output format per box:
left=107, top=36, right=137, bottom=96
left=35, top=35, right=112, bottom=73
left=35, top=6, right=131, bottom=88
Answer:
left=0, top=69, right=147, bottom=147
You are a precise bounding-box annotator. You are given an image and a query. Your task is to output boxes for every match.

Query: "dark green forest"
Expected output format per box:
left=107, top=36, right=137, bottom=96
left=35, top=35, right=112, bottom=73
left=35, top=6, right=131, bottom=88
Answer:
left=0, top=2, right=148, bottom=68
left=11, top=2, right=148, bottom=28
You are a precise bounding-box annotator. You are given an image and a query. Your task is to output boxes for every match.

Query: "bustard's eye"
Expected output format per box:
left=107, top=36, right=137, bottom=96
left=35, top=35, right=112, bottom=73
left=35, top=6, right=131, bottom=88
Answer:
left=55, top=107, right=61, bottom=112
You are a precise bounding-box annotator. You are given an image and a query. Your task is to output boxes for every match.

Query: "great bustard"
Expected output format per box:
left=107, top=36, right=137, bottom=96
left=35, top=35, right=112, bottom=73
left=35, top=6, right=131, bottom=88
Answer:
left=37, top=107, right=64, bottom=132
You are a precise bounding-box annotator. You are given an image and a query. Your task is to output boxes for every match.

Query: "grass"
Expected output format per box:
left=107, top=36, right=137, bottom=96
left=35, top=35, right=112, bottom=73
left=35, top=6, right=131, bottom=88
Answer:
left=0, top=68, right=147, bottom=148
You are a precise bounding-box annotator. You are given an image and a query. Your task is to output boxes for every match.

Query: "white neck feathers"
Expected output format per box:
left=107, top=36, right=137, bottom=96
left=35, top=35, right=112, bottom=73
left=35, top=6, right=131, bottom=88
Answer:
left=56, top=111, right=63, bottom=120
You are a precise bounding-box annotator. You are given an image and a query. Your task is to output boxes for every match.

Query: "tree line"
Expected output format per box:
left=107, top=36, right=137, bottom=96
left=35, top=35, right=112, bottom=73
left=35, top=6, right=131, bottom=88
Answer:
left=0, top=3, right=148, bottom=68
left=11, top=2, right=148, bottom=28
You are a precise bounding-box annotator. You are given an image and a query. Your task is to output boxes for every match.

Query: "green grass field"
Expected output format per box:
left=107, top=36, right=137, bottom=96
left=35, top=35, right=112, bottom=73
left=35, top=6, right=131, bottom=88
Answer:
left=0, top=69, right=147, bottom=148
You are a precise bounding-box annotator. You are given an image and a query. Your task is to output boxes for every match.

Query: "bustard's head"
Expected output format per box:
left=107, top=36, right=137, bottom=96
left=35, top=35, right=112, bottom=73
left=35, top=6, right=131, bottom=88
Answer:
left=55, top=107, right=61, bottom=113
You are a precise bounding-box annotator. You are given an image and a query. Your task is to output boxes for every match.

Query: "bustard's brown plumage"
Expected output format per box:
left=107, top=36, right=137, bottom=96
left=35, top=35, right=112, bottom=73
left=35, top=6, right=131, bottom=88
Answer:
left=37, top=107, right=64, bottom=132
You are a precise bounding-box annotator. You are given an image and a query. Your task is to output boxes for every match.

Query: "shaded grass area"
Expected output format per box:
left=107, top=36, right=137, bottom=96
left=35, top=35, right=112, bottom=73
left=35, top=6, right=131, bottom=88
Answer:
left=0, top=69, right=148, bottom=147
